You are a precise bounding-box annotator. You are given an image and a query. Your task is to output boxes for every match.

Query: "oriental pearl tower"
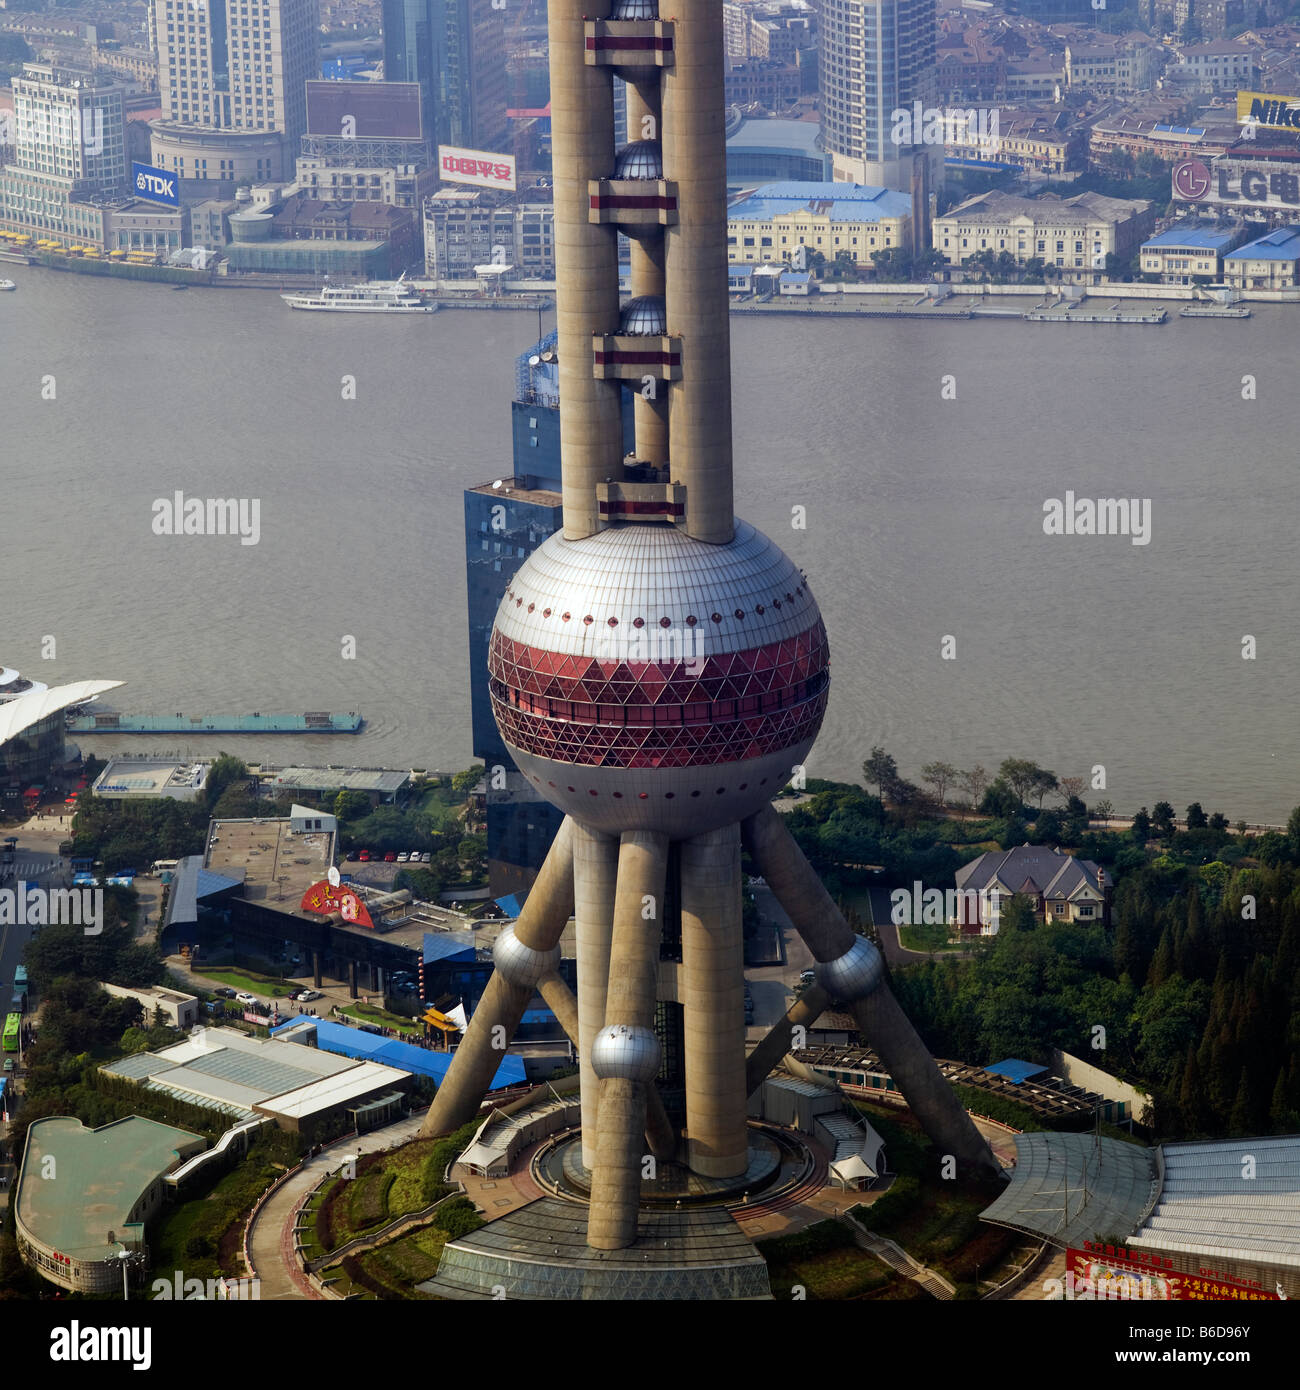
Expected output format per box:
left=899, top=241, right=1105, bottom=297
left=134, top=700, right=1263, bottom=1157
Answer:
left=421, top=0, right=996, bottom=1256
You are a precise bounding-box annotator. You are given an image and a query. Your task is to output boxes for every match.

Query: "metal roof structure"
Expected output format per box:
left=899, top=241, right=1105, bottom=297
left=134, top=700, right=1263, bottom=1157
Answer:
left=980, top=1132, right=1159, bottom=1250
left=261, top=765, right=410, bottom=795
left=1127, top=1136, right=1300, bottom=1270
left=985, top=1059, right=1049, bottom=1084
left=1225, top=225, right=1300, bottom=260
left=1142, top=223, right=1238, bottom=251
left=729, top=180, right=914, bottom=223
left=0, top=679, right=123, bottom=747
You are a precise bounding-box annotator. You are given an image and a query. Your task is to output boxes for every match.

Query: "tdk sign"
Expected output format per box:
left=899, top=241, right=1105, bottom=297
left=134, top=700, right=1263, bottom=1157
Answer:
left=132, top=161, right=179, bottom=207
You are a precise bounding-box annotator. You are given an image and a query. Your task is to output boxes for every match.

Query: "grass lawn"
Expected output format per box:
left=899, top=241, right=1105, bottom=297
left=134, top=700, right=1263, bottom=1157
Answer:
left=200, top=968, right=296, bottom=998
left=340, top=1001, right=422, bottom=1035
left=318, top=1138, right=446, bottom=1249
left=897, top=923, right=960, bottom=953
left=319, top=1265, right=377, bottom=1300
left=355, top=1224, right=448, bottom=1298
left=758, top=1221, right=896, bottom=1301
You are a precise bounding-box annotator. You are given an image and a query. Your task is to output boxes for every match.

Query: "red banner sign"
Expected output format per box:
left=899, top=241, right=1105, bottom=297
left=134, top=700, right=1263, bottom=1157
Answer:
left=1069, top=1242, right=1279, bottom=1302
left=300, top=880, right=374, bottom=928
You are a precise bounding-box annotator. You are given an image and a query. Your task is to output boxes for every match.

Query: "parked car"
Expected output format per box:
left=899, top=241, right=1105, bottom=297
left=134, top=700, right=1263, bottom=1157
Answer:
left=419, top=852, right=431, bottom=863
left=397, top=852, right=409, bottom=863
left=384, top=851, right=397, bottom=862
left=359, top=850, right=372, bottom=862
left=298, top=988, right=322, bottom=1002
left=213, top=986, right=237, bottom=999
left=408, top=850, right=423, bottom=860
left=345, top=849, right=360, bottom=861
left=800, top=968, right=816, bottom=984
left=235, top=991, right=259, bottom=1005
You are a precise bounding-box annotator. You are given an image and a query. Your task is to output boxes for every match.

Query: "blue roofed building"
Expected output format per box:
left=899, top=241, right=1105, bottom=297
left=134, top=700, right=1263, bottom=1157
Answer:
left=1139, top=221, right=1243, bottom=284
left=727, top=181, right=914, bottom=270
left=1224, top=225, right=1300, bottom=291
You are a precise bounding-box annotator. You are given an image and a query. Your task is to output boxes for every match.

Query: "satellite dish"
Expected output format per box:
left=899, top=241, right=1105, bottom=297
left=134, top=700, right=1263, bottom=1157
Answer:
left=528, top=354, right=541, bottom=366
left=492, top=479, right=504, bottom=490
left=327, top=865, right=341, bottom=887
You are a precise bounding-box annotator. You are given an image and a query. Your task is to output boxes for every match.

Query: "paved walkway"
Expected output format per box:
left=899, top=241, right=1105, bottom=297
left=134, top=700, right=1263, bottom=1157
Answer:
left=245, top=1113, right=431, bottom=1300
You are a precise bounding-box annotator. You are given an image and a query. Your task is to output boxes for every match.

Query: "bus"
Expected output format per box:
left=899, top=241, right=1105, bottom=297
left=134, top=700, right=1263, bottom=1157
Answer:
left=2, top=1013, right=19, bottom=1053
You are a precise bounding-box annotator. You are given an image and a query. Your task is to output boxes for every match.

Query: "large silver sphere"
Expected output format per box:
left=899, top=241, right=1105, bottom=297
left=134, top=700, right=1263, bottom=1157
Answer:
left=590, top=1023, right=661, bottom=1081
left=488, top=521, right=829, bottom=837
left=492, top=926, right=561, bottom=990
left=610, top=0, right=658, bottom=15
left=816, top=937, right=884, bottom=1003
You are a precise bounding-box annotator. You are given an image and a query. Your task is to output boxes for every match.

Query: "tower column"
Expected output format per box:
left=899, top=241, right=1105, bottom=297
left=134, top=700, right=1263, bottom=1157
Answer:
left=572, top=823, right=618, bottom=1168
left=679, top=824, right=749, bottom=1177
left=661, top=0, right=734, bottom=544
left=587, top=830, right=669, bottom=1250
left=549, top=0, right=624, bottom=538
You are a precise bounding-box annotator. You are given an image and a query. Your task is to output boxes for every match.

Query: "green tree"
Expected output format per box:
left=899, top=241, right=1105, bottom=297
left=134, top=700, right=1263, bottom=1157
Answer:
left=333, top=789, right=372, bottom=822
left=1131, top=807, right=1151, bottom=842
left=451, top=766, right=484, bottom=795
left=980, top=779, right=1021, bottom=818
left=1185, top=802, right=1208, bottom=830
left=862, top=746, right=898, bottom=802
left=920, top=761, right=957, bottom=806
left=204, top=753, right=249, bottom=811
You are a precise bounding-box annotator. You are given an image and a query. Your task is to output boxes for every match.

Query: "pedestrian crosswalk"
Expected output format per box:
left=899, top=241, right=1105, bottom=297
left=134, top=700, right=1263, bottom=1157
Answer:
left=2, top=860, right=56, bottom=878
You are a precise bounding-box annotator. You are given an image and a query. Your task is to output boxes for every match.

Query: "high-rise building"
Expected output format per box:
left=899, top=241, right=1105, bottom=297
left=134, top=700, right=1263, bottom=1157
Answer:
left=422, top=0, right=996, bottom=1296
left=0, top=63, right=128, bottom=248
left=382, top=0, right=508, bottom=155
left=820, top=0, right=939, bottom=196
left=150, top=0, right=319, bottom=189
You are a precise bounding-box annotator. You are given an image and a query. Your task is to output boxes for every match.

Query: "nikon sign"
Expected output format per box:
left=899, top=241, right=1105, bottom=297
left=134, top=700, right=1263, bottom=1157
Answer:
left=1172, top=157, right=1300, bottom=210
left=1236, top=91, right=1300, bottom=132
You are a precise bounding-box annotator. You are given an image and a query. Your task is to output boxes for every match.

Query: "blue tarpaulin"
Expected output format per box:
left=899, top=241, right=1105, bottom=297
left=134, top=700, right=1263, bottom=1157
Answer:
left=270, top=1017, right=526, bottom=1089
left=984, top=1059, right=1048, bottom=1084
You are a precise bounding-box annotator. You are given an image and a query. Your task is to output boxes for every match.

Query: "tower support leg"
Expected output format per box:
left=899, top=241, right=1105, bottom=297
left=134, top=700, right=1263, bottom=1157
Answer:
left=573, top=824, right=617, bottom=1168
left=744, top=984, right=832, bottom=1097
left=587, top=830, right=668, bottom=1250
left=742, top=806, right=997, bottom=1176
left=419, top=819, right=576, bottom=1138
left=680, top=824, right=749, bottom=1177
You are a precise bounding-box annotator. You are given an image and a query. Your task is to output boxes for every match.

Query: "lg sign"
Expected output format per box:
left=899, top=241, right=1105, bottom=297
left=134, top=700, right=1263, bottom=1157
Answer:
left=1173, top=158, right=1300, bottom=209
left=131, top=161, right=179, bottom=208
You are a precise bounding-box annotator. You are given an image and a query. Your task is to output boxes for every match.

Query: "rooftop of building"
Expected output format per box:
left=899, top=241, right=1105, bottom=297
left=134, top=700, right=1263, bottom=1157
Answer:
left=1142, top=222, right=1239, bottom=251
left=100, top=1025, right=409, bottom=1121
left=467, top=476, right=563, bottom=506
left=93, top=757, right=208, bottom=796
left=257, top=765, right=409, bottom=795
left=203, top=814, right=333, bottom=911
left=101, top=982, right=198, bottom=1006
left=941, top=188, right=1150, bottom=221
left=725, top=115, right=825, bottom=156
left=0, top=679, right=123, bottom=750
left=1226, top=224, right=1300, bottom=258
left=17, top=1115, right=205, bottom=1262
left=1128, top=1135, right=1300, bottom=1270
left=730, top=180, right=913, bottom=221
left=955, top=843, right=1105, bottom=900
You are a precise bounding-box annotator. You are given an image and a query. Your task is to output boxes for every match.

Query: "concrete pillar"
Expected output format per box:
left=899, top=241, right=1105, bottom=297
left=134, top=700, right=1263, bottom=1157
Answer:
left=549, top=0, right=624, bottom=538
left=745, top=983, right=831, bottom=1097
left=587, top=830, right=668, bottom=1250
left=661, top=0, right=734, bottom=544
left=542, top=964, right=675, bottom=1160
left=420, top=820, right=577, bottom=1138
left=347, top=960, right=358, bottom=999
left=741, top=805, right=997, bottom=1176
left=629, top=238, right=669, bottom=464
left=572, top=823, right=617, bottom=1169
left=679, top=825, right=748, bottom=1177
left=312, top=951, right=322, bottom=988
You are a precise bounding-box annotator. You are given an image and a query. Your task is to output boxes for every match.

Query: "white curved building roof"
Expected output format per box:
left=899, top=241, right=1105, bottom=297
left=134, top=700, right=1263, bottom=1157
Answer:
left=0, top=680, right=124, bottom=747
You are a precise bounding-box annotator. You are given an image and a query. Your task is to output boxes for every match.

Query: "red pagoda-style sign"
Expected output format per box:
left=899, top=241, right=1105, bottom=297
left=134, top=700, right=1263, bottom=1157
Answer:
left=300, top=880, right=374, bottom=928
